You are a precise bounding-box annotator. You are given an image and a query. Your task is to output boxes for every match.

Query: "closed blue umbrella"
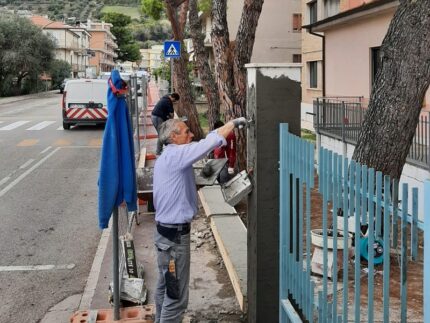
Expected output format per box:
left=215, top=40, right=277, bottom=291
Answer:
left=98, top=69, right=137, bottom=229
left=98, top=69, right=138, bottom=319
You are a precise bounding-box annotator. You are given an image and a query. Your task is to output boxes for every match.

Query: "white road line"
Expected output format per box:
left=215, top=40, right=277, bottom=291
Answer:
left=0, top=264, right=75, bottom=272
left=40, top=146, right=52, bottom=154
left=57, top=126, right=64, bottom=130
left=26, top=121, right=56, bottom=130
left=0, top=147, right=60, bottom=198
left=0, top=176, right=10, bottom=187
left=19, top=159, right=35, bottom=169
left=0, top=121, right=30, bottom=131
left=79, top=222, right=111, bottom=310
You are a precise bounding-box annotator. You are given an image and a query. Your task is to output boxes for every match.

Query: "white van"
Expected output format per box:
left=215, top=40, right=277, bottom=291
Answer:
left=62, top=79, right=108, bottom=130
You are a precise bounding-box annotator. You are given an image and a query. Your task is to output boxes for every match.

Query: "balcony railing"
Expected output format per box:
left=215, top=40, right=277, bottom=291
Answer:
left=314, top=97, right=430, bottom=169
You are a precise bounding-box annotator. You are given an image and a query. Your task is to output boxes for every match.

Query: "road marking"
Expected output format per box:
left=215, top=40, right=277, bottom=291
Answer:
left=26, top=121, right=56, bottom=130
left=53, top=139, right=72, bottom=146
left=57, top=126, right=64, bottom=130
left=17, top=139, right=39, bottom=147
left=0, top=176, right=10, bottom=187
left=0, top=147, right=60, bottom=198
left=0, top=264, right=75, bottom=272
left=0, top=120, right=30, bottom=131
left=19, top=159, right=35, bottom=169
left=79, top=221, right=111, bottom=310
left=40, top=146, right=52, bottom=154
left=89, top=138, right=102, bottom=147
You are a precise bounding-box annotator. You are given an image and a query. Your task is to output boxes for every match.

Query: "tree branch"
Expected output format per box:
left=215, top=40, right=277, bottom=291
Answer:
left=165, top=0, right=187, bottom=7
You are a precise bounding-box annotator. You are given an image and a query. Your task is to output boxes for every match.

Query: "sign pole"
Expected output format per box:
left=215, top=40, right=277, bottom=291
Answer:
left=170, top=58, right=174, bottom=93
left=163, top=40, right=181, bottom=94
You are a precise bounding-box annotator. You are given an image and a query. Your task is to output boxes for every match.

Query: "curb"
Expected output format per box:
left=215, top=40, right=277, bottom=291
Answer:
left=79, top=224, right=112, bottom=310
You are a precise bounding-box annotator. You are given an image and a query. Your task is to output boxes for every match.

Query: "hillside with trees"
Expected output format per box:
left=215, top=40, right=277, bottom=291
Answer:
left=0, top=0, right=140, bottom=21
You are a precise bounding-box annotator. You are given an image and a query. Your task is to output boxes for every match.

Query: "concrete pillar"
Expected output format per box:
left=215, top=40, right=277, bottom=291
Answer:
left=246, top=63, right=301, bottom=323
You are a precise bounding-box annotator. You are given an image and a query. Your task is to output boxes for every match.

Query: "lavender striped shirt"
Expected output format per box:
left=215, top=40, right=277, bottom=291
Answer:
left=153, top=131, right=227, bottom=224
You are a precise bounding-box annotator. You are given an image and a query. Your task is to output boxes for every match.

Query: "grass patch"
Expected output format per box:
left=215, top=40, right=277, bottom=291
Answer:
left=301, top=129, right=316, bottom=143
left=100, top=6, right=141, bottom=20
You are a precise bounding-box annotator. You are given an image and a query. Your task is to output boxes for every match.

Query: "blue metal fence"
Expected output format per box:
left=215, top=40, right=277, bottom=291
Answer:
left=279, top=123, right=429, bottom=322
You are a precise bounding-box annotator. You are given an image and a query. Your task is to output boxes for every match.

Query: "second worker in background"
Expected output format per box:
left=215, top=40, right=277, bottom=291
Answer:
left=151, top=92, right=180, bottom=155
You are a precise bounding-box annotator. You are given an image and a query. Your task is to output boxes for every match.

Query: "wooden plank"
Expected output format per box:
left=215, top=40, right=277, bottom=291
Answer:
left=210, top=215, right=247, bottom=312
left=281, top=299, right=302, bottom=323
left=137, top=147, right=147, bottom=169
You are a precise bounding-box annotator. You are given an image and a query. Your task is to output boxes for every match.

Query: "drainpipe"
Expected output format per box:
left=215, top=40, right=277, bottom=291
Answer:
left=305, top=26, right=325, bottom=165
left=307, top=27, right=325, bottom=97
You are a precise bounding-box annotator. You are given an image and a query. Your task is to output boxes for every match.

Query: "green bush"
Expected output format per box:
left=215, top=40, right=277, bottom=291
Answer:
left=49, top=59, right=71, bottom=89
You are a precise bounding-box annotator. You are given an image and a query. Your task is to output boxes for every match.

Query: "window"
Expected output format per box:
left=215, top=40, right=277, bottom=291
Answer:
left=309, top=61, right=318, bottom=88
left=324, top=0, right=339, bottom=18
left=293, top=54, right=302, bottom=63
left=293, top=13, right=302, bottom=32
left=371, top=47, right=381, bottom=85
left=308, top=1, right=317, bottom=24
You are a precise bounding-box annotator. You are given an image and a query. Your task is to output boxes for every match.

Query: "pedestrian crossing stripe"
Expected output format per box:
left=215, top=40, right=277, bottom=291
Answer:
left=0, top=121, right=60, bottom=131
left=26, top=121, right=56, bottom=130
left=0, top=121, right=30, bottom=131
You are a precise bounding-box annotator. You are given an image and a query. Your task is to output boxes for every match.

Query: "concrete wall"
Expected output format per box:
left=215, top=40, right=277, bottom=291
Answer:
left=227, top=0, right=302, bottom=63
left=319, top=133, right=430, bottom=222
left=246, top=64, right=301, bottom=323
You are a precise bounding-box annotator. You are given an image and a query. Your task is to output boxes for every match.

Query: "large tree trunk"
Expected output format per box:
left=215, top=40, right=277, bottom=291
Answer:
left=188, top=0, right=220, bottom=130
left=212, top=0, right=264, bottom=169
left=352, top=1, right=430, bottom=179
left=165, top=1, right=204, bottom=140
left=211, top=0, right=235, bottom=117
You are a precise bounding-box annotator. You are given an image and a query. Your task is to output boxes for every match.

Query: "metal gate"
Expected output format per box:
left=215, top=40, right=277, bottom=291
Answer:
left=279, top=123, right=429, bottom=322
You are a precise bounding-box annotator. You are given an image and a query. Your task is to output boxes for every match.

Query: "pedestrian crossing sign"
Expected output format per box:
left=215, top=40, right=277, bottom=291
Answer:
left=164, top=41, right=181, bottom=58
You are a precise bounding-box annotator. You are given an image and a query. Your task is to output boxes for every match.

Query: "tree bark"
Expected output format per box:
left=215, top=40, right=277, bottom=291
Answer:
left=165, top=1, right=204, bottom=140
left=212, top=0, right=264, bottom=169
left=352, top=0, right=430, bottom=179
left=188, top=0, right=220, bottom=130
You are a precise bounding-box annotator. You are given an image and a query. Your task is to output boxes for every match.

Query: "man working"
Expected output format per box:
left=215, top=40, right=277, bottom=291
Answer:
left=153, top=117, right=247, bottom=322
left=151, top=92, right=180, bottom=155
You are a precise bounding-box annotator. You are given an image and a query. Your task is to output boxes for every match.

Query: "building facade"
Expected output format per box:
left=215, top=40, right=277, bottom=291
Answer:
left=29, top=15, right=86, bottom=78
left=86, top=20, right=117, bottom=76
left=139, top=45, right=164, bottom=72
left=302, top=0, right=430, bottom=131
left=227, top=0, right=302, bottom=64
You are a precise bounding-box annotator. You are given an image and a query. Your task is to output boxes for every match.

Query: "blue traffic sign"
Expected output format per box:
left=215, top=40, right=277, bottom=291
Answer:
left=164, top=41, right=181, bottom=58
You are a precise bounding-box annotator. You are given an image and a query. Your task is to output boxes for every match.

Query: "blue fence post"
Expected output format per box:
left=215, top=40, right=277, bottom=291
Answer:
left=424, top=180, right=430, bottom=323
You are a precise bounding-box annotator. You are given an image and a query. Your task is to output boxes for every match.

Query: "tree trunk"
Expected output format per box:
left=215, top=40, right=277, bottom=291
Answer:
left=212, top=0, right=264, bottom=169
left=165, top=1, right=204, bottom=140
left=211, top=0, right=235, bottom=118
left=352, top=1, right=430, bottom=179
left=188, top=0, right=220, bottom=130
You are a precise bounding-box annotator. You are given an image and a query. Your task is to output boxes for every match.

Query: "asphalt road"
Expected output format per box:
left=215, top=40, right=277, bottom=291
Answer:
left=0, top=92, right=103, bottom=323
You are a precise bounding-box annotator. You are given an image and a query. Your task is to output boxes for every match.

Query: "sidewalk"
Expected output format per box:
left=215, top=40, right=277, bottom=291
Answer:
left=0, top=90, right=58, bottom=106
left=41, top=82, right=244, bottom=322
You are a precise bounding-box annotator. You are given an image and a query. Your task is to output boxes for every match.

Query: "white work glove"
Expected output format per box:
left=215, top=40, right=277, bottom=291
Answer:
left=232, top=117, right=248, bottom=129
left=228, top=167, right=235, bottom=175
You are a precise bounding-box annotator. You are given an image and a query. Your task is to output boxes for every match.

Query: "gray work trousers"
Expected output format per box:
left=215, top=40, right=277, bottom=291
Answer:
left=151, top=115, right=164, bottom=155
left=154, top=229, right=190, bottom=323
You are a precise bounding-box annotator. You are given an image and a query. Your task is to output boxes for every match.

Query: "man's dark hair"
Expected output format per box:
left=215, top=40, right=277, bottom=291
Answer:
left=170, top=92, right=180, bottom=101
left=214, top=120, right=224, bottom=129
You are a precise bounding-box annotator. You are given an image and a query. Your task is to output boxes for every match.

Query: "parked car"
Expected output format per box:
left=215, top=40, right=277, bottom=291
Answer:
left=62, top=79, right=108, bottom=130
left=59, top=78, right=70, bottom=94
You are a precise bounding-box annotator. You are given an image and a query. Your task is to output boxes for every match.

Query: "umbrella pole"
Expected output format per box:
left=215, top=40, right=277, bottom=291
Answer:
left=112, top=207, right=120, bottom=320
